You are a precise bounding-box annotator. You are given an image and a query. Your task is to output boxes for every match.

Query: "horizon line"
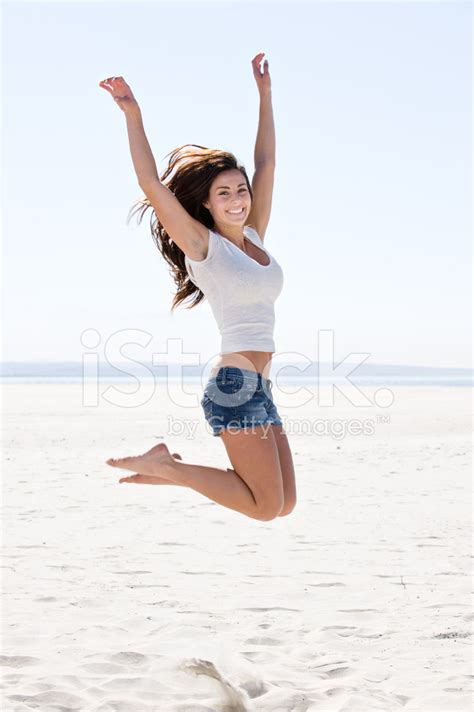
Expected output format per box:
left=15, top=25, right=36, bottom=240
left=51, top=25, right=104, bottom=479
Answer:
left=1, top=360, right=473, bottom=373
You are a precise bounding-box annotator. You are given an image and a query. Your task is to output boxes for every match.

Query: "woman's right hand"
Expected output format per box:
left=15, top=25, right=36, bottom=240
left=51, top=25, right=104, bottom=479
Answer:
left=99, top=76, right=139, bottom=114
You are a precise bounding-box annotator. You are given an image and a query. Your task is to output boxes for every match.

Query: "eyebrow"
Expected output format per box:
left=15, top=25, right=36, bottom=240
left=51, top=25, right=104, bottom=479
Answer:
left=216, top=183, right=247, bottom=190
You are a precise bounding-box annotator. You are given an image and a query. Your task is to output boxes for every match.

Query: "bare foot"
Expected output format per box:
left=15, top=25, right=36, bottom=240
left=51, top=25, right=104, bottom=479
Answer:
left=118, top=474, right=188, bottom=485
left=106, top=443, right=178, bottom=479
left=117, top=453, right=187, bottom=486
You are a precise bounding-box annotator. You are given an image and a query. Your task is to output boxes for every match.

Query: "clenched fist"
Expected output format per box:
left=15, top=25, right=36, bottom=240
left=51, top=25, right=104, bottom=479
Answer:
left=99, top=76, right=139, bottom=114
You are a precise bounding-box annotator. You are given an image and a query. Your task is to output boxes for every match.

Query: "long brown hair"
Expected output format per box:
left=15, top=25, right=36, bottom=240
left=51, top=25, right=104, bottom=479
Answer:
left=127, top=144, right=254, bottom=311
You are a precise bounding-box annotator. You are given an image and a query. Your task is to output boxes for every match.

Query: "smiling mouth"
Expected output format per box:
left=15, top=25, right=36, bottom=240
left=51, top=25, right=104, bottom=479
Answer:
left=227, top=208, right=245, bottom=215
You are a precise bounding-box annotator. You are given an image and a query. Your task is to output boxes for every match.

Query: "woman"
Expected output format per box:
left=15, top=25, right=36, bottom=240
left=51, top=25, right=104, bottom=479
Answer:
left=100, top=53, right=296, bottom=521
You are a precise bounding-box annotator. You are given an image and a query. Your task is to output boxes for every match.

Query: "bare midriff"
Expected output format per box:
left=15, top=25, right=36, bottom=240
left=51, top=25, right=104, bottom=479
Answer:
left=210, top=350, right=273, bottom=380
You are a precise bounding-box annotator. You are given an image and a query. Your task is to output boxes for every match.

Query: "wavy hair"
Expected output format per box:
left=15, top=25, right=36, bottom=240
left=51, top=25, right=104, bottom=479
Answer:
left=127, top=144, right=253, bottom=312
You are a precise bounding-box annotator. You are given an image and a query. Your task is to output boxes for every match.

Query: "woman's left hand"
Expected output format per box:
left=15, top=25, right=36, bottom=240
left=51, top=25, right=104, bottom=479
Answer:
left=251, top=52, right=271, bottom=96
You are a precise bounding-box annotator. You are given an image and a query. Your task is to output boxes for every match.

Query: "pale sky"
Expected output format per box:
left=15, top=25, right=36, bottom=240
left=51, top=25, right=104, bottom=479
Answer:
left=2, top=0, right=471, bottom=368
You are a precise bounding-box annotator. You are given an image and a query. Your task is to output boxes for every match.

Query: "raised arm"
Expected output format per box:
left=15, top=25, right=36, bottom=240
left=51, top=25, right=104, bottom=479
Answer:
left=246, top=54, right=276, bottom=241
left=251, top=53, right=275, bottom=166
left=99, top=76, right=208, bottom=259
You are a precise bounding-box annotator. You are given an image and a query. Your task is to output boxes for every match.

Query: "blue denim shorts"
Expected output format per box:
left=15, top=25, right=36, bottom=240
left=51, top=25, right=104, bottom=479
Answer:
left=200, top=366, right=283, bottom=437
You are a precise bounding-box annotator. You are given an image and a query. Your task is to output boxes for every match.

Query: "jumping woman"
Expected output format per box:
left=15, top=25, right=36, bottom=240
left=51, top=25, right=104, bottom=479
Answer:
left=100, top=53, right=296, bottom=521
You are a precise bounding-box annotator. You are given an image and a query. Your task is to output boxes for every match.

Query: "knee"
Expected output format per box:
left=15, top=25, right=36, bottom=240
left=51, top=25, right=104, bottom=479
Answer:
left=256, top=500, right=297, bottom=521
left=277, top=500, right=297, bottom=517
left=255, top=501, right=285, bottom=521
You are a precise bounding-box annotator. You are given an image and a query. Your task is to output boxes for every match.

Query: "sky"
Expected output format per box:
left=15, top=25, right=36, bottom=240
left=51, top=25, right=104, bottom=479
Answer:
left=1, top=0, right=471, bottom=368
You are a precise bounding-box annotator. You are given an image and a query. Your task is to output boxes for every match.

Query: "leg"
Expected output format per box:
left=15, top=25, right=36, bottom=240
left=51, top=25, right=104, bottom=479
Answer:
left=107, top=430, right=283, bottom=520
left=269, top=424, right=297, bottom=516
left=217, top=424, right=284, bottom=520
left=113, top=432, right=296, bottom=516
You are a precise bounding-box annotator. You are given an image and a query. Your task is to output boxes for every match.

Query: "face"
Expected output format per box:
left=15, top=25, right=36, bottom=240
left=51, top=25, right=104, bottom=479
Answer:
left=203, top=169, right=252, bottom=230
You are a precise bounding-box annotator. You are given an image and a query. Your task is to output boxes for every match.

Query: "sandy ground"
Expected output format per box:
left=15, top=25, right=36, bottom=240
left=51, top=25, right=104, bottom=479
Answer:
left=1, top=381, right=472, bottom=711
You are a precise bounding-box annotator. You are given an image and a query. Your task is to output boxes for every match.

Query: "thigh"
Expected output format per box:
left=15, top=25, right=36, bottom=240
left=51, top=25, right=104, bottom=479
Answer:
left=219, top=425, right=284, bottom=518
left=269, top=424, right=297, bottom=511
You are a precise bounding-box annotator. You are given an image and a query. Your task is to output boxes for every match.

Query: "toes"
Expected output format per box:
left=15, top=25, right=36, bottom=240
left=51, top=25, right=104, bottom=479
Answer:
left=106, top=456, right=137, bottom=471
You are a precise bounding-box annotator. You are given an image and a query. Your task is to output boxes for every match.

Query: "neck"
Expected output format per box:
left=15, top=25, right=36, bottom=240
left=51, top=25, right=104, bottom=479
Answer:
left=213, top=223, right=246, bottom=246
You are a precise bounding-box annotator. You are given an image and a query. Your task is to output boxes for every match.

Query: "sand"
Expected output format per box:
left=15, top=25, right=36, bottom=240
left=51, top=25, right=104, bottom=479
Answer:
left=1, top=381, right=472, bottom=711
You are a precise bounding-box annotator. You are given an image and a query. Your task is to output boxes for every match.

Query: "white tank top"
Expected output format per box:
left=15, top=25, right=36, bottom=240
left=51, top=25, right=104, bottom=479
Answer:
left=184, top=225, right=284, bottom=354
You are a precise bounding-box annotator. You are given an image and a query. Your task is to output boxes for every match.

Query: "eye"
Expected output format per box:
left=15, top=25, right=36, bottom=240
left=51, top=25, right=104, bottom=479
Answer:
left=219, top=188, right=247, bottom=195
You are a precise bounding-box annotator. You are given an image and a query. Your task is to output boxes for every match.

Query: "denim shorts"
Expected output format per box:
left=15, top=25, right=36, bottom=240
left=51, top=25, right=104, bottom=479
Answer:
left=200, top=366, right=283, bottom=437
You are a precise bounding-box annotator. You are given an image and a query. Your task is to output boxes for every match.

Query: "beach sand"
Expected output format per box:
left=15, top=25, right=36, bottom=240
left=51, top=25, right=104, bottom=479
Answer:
left=1, top=381, right=472, bottom=711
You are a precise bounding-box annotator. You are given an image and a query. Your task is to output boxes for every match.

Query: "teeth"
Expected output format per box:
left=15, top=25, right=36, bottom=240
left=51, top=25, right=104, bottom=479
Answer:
left=228, top=208, right=244, bottom=214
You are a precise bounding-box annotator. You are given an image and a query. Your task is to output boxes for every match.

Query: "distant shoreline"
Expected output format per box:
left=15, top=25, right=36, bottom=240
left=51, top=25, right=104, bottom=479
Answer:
left=1, top=374, right=472, bottom=387
left=1, top=361, right=473, bottom=380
